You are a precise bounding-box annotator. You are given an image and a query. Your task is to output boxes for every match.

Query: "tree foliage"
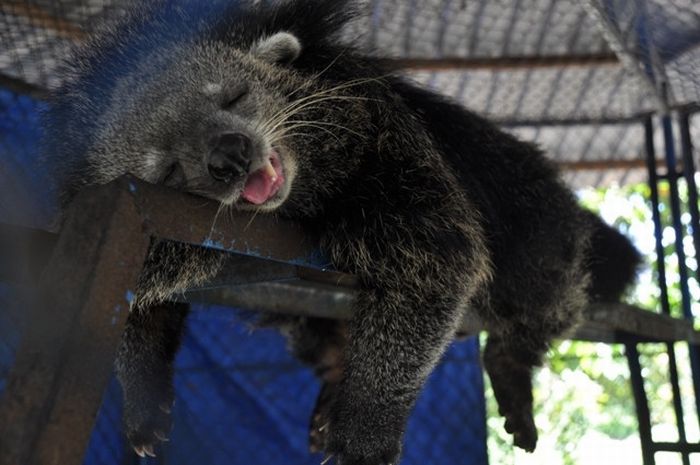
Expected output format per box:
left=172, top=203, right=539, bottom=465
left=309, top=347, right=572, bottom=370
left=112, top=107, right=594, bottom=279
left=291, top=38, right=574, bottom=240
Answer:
left=485, top=183, right=699, bottom=464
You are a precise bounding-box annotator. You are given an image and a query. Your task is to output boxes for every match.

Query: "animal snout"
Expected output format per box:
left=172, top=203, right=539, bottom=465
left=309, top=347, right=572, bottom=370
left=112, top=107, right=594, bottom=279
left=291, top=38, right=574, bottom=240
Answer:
left=207, top=133, right=253, bottom=183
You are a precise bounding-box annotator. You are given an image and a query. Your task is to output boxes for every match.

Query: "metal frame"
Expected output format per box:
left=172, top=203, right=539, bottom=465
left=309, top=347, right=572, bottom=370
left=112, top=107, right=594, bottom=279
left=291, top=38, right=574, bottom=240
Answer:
left=1, top=176, right=700, bottom=465
left=589, top=0, right=700, bottom=458
left=630, top=114, right=700, bottom=465
left=0, top=177, right=321, bottom=465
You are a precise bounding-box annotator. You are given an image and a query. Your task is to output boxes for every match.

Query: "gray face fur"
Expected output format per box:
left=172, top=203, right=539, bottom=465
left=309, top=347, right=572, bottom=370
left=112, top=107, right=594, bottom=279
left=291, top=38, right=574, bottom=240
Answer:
left=83, top=32, right=335, bottom=213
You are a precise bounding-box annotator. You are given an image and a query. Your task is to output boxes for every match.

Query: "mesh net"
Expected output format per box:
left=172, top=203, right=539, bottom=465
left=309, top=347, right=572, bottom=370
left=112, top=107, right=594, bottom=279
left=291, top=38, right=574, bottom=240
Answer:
left=2, top=0, right=700, bottom=189
left=0, top=298, right=487, bottom=465
left=2, top=1, right=700, bottom=464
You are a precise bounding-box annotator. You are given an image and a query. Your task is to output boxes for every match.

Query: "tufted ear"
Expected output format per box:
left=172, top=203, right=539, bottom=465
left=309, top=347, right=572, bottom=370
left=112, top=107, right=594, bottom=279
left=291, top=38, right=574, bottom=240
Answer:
left=251, top=32, right=301, bottom=65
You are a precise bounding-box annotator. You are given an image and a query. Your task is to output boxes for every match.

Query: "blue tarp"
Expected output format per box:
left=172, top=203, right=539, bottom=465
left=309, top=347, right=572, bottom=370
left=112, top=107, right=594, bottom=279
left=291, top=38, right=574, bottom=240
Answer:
left=79, top=307, right=487, bottom=465
left=0, top=290, right=487, bottom=465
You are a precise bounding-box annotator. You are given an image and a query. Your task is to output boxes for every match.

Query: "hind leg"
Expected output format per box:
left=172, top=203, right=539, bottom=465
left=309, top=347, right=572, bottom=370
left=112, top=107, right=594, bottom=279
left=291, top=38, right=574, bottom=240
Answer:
left=280, top=317, right=348, bottom=452
left=483, top=330, right=549, bottom=452
left=116, top=301, right=189, bottom=457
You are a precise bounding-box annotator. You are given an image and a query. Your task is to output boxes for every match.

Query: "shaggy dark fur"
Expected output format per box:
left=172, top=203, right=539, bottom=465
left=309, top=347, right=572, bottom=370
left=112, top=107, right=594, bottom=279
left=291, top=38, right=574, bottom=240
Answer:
left=43, top=1, right=640, bottom=463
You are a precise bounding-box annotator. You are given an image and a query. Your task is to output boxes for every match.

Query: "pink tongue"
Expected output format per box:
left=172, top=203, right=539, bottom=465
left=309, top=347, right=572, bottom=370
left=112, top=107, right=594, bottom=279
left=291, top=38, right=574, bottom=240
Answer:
left=241, top=153, right=285, bottom=205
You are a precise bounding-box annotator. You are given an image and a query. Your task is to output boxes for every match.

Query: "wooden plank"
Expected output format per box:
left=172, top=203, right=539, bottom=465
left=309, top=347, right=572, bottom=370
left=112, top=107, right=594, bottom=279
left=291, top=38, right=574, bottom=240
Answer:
left=384, top=54, right=619, bottom=71
left=557, top=158, right=666, bottom=172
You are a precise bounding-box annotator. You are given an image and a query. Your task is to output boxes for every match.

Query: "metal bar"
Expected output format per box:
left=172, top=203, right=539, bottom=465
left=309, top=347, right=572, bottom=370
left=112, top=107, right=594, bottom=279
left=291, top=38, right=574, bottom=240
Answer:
left=0, top=181, right=151, bottom=465
left=678, top=111, right=700, bottom=433
left=198, top=254, right=299, bottom=288
left=626, top=343, right=655, bottom=465
left=653, top=442, right=700, bottom=454
left=385, top=54, right=619, bottom=71
left=666, top=343, right=690, bottom=465
left=660, top=115, right=700, bottom=437
left=642, top=116, right=667, bottom=465
left=8, top=221, right=698, bottom=343
left=645, top=117, right=673, bottom=316
left=659, top=115, right=693, bottom=465
left=0, top=73, right=48, bottom=99
left=186, top=278, right=700, bottom=344
left=661, top=114, right=694, bottom=320
left=185, top=280, right=355, bottom=320
left=3, top=218, right=699, bottom=343
left=678, top=112, right=700, bottom=273
left=583, top=303, right=700, bottom=344
left=3, top=210, right=700, bottom=346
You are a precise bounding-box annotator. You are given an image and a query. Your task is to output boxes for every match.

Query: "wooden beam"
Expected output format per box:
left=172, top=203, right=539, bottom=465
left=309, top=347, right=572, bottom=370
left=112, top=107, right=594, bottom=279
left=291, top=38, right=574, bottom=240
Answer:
left=498, top=114, right=648, bottom=127
left=557, top=158, right=665, bottom=172
left=385, top=54, right=620, bottom=71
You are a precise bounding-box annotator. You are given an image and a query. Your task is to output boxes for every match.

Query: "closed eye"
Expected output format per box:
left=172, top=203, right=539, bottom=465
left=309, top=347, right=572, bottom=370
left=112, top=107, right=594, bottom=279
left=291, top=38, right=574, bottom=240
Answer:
left=223, top=84, right=249, bottom=110
left=161, top=163, right=184, bottom=187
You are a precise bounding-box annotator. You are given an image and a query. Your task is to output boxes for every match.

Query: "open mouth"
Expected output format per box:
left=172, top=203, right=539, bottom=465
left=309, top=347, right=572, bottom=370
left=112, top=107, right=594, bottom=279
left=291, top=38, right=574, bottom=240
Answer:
left=240, top=149, right=285, bottom=205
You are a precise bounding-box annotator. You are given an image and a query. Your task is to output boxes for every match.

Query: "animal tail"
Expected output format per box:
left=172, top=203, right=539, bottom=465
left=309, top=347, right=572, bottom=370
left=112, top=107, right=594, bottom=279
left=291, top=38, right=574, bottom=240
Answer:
left=584, top=210, right=643, bottom=302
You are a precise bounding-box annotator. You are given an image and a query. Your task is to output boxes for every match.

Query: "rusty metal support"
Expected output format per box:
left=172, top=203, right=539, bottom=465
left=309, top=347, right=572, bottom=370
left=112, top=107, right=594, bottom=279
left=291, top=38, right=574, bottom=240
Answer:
left=384, top=54, right=619, bottom=71
left=0, top=180, right=150, bottom=465
left=0, top=175, right=322, bottom=465
left=556, top=157, right=664, bottom=172
left=2, top=175, right=700, bottom=464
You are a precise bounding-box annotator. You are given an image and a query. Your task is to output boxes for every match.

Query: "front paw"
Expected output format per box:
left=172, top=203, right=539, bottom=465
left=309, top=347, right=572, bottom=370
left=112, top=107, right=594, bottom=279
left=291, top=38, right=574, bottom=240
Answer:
left=123, top=389, right=174, bottom=457
left=324, top=397, right=405, bottom=465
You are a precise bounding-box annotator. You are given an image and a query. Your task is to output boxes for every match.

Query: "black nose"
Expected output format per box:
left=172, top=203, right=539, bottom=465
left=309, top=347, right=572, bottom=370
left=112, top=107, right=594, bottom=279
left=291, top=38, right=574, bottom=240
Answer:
left=207, top=133, right=253, bottom=183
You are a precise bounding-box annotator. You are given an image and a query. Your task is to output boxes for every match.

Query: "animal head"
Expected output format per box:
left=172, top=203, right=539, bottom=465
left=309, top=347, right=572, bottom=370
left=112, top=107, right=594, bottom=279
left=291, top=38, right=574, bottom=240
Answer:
left=89, top=32, right=312, bottom=213
left=46, top=0, right=376, bottom=217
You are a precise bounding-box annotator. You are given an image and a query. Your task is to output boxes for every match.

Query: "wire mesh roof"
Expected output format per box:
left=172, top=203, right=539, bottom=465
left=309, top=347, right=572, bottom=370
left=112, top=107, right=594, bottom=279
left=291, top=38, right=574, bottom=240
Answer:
left=1, top=0, right=700, bottom=188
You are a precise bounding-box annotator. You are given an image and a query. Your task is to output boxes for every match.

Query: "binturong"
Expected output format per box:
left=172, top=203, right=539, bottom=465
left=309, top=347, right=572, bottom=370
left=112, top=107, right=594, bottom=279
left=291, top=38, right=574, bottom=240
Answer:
left=42, top=1, right=641, bottom=463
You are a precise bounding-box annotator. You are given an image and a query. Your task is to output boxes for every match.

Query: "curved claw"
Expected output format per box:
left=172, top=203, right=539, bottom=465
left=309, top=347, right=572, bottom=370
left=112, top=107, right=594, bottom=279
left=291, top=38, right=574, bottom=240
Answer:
left=321, top=454, right=335, bottom=465
left=142, top=445, right=157, bottom=458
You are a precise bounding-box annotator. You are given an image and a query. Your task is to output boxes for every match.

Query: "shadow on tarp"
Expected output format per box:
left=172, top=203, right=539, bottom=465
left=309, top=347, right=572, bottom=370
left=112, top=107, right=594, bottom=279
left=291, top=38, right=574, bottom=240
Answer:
left=0, top=294, right=487, bottom=465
